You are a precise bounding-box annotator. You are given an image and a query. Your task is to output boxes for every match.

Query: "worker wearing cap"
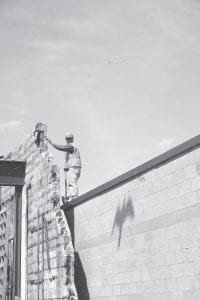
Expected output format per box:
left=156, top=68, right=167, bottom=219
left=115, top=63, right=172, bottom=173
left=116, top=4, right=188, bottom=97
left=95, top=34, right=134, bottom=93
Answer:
left=46, top=133, right=82, bottom=201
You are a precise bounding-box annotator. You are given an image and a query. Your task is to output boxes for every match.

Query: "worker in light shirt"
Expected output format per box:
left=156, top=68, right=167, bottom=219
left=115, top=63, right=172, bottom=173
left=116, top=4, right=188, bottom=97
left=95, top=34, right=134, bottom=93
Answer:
left=47, top=133, right=82, bottom=201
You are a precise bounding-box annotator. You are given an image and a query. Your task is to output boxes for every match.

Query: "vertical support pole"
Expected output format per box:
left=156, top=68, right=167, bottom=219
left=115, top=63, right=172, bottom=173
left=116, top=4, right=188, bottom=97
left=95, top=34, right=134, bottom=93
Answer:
left=25, top=184, right=31, bottom=300
left=37, top=209, right=40, bottom=300
left=21, top=187, right=27, bottom=300
left=44, top=217, right=51, bottom=275
left=42, top=214, right=44, bottom=300
left=64, top=170, right=68, bottom=200
left=13, top=185, right=22, bottom=300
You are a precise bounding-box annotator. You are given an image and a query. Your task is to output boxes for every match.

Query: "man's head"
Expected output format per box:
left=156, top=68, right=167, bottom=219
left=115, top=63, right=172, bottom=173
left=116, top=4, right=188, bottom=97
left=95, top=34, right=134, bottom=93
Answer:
left=65, top=133, right=74, bottom=143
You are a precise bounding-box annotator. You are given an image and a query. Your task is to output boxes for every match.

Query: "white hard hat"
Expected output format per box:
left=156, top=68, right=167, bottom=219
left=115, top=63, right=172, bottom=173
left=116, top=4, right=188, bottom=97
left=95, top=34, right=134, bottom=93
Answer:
left=65, top=133, right=74, bottom=139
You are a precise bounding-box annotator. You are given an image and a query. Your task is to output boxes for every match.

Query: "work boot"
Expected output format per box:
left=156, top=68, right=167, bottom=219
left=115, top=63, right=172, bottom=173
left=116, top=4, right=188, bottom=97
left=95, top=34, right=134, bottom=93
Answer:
left=62, top=196, right=70, bottom=205
left=62, top=196, right=72, bottom=207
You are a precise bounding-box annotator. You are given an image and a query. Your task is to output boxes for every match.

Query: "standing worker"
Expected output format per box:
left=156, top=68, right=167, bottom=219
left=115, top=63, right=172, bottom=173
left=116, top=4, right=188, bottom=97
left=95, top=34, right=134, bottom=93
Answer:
left=46, top=133, right=82, bottom=201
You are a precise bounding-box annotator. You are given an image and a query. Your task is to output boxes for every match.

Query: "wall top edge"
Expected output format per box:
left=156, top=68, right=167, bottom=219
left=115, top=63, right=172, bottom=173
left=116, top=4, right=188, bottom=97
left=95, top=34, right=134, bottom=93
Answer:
left=61, top=134, right=200, bottom=211
left=0, top=160, right=26, bottom=163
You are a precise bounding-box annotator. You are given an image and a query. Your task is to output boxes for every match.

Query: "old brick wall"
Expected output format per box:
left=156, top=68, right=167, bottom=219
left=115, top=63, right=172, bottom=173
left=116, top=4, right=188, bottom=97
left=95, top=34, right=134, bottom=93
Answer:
left=71, top=146, right=200, bottom=300
left=0, top=124, right=77, bottom=300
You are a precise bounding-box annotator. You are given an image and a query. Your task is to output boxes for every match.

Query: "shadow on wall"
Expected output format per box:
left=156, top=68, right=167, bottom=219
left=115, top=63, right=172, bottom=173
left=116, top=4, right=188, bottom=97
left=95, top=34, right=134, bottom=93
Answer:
left=111, top=192, right=134, bottom=248
left=65, top=207, right=75, bottom=246
left=74, top=252, right=90, bottom=300
left=64, top=209, right=90, bottom=299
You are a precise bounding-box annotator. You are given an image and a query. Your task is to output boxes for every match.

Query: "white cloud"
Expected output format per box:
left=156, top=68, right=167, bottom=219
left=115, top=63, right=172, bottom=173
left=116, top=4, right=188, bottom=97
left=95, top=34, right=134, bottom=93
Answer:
left=0, top=103, right=27, bottom=116
left=159, top=137, right=176, bottom=152
left=0, top=120, right=22, bottom=133
left=18, top=109, right=26, bottom=116
left=106, top=57, right=126, bottom=64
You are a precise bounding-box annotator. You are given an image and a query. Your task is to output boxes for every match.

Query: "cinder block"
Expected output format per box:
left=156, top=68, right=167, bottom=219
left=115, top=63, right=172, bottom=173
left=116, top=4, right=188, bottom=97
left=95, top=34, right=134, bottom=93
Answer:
left=184, top=164, right=197, bottom=179
left=155, top=279, right=166, bottom=293
left=170, top=264, right=182, bottom=278
left=191, top=177, right=200, bottom=191
left=165, top=278, right=177, bottom=291
left=181, top=262, right=196, bottom=277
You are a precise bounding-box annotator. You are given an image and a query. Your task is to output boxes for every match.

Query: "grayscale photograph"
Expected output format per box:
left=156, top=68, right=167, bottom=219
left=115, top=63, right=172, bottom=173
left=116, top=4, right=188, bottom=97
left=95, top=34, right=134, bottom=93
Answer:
left=0, top=0, right=200, bottom=299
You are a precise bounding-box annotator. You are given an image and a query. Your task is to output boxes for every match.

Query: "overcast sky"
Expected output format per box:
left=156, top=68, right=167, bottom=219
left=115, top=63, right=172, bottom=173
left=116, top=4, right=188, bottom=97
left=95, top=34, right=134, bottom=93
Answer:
left=1, top=0, right=200, bottom=194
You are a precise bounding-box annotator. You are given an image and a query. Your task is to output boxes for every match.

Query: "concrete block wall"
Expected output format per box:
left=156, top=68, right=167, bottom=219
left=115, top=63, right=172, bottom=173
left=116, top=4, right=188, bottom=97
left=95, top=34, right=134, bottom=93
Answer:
left=69, top=145, right=200, bottom=300
left=0, top=124, right=77, bottom=299
left=0, top=186, right=15, bottom=300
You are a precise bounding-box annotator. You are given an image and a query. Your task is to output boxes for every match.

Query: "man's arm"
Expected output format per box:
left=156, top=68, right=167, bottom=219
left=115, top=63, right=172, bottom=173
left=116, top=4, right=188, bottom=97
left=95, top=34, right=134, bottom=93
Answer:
left=46, top=138, right=74, bottom=152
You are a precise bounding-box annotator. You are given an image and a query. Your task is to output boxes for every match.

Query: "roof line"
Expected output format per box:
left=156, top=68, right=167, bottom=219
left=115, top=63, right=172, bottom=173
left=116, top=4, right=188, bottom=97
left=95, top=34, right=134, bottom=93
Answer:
left=61, top=135, right=200, bottom=211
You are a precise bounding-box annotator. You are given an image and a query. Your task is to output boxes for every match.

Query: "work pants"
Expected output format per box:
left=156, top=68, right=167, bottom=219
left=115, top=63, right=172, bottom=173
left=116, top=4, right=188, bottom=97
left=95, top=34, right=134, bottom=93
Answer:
left=65, top=167, right=81, bottom=200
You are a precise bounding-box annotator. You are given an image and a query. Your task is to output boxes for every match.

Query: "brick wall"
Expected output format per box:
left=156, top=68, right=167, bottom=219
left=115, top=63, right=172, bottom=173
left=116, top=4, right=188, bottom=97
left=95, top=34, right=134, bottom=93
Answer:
left=0, top=123, right=77, bottom=300
left=68, top=145, right=200, bottom=300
